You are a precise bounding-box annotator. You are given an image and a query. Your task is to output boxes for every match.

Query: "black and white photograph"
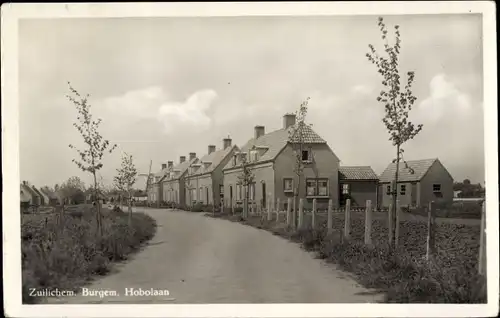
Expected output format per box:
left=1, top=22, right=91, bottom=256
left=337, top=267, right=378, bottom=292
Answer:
left=2, top=2, right=498, bottom=317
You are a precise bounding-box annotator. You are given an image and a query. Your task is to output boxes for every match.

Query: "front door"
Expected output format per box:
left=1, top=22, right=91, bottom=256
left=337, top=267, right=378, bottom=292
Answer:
left=229, top=186, right=233, bottom=208
left=262, top=182, right=266, bottom=209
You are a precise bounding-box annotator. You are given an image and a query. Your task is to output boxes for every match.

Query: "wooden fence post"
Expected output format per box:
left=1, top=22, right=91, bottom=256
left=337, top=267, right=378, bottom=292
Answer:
left=231, top=200, right=235, bottom=215
left=395, top=200, right=401, bottom=247
left=292, top=197, right=297, bottom=229
left=388, top=203, right=393, bottom=246
left=267, top=198, right=272, bottom=221
left=327, top=199, right=333, bottom=234
left=478, top=200, right=486, bottom=275
left=311, top=198, right=317, bottom=230
left=298, top=199, right=304, bottom=229
left=426, top=201, right=436, bottom=261
left=364, top=200, right=373, bottom=245
left=344, top=199, right=351, bottom=240
left=286, top=198, right=292, bottom=226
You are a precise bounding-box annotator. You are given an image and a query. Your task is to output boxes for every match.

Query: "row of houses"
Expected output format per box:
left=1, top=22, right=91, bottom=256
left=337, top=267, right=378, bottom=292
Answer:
left=20, top=181, right=60, bottom=207
left=147, top=113, right=454, bottom=210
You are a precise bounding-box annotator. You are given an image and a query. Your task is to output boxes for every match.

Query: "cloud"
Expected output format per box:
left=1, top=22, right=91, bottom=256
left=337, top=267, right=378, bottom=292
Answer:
left=350, top=85, right=373, bottom=96
left=98, top=87, right=217, bottom=135
left=418, top=74, right=472, bottom=122
left=158, top=89, right=217, bottom=134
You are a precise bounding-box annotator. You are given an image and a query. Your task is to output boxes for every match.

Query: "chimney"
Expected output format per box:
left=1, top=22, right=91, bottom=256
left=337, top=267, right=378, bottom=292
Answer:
left=223, top=137, right=232, bottom=149
left=161, top=163, right=167, bottom=170
left=283, top=113, right=296, bottom=129
left=180, top=156, right=186, bottom=163
left=254, top=126, right=265, bottom=139
left=208, top=145, right=216, bottom=154
left=168, top=161, right=173, bottom=169
left=189, top=152, right=196, bottom=160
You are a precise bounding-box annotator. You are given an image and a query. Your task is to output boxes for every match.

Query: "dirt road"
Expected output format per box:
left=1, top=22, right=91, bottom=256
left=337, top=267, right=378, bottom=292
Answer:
left=46, top=207, right=384, bottom=304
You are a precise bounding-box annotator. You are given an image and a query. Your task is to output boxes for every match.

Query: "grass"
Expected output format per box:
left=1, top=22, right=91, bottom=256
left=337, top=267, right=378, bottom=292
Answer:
left=21, top=205, right=157, bottom=304
left=210, top=210, right=486, bottom=303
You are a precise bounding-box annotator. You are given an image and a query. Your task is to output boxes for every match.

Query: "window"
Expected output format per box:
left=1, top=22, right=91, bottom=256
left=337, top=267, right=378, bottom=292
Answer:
left=433, top=184, right=441, bottom=193
left=249, top=183, right=255, bottom=200
left=219, top=185, right=224, bottom=195
left=318, top=180, right=328, bottom=196
left=306, top=179, right=317, bottom=196
left=386, top=185, right=391, bottom=195
left=232, top=155, right=237, bottom=166
left=301, top=150, right=310, bottom=161
left=306, top=178, right=329, bottom=197
left=400, top=184, right=406, bottom=195
left=342, top=183, right=350, bottom=195
left=283, top=178, right=294, bottom=192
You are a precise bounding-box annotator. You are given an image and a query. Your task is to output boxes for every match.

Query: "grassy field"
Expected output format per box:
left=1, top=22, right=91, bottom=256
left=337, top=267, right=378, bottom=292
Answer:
left=210, top=210, right=486, bottom=303
left=21, top=205, right=157, bottom=304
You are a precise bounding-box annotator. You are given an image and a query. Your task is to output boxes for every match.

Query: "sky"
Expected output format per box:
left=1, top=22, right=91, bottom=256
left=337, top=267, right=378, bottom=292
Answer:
left=18, top=14, right=485, bottom=190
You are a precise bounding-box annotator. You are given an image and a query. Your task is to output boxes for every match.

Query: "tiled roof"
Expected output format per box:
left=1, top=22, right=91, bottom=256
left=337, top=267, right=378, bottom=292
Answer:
left=288, top=123, right=327, bottom=144
left=379, top=158, right=438, bottom=183
left=40, top=188, right=57, bottom=199
left=153, top=166, right=173, bottom=183
left=223, top=124, right=328, bottom=170
left=165, top=157, right=198, bottom=181
left=339, top=166, right=379, bottom=180
left=189, top=146, right=236, bottom=177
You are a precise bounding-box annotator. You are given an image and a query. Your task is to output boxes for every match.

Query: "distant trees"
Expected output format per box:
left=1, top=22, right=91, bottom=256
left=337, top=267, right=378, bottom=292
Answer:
left=454, top=179, right=485, bottom=198
left=59, top=176, right=86, bottom=204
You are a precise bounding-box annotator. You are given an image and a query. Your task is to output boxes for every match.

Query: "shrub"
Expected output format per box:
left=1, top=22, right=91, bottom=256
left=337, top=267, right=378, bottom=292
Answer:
left=21, top=205, right=156, bottom=304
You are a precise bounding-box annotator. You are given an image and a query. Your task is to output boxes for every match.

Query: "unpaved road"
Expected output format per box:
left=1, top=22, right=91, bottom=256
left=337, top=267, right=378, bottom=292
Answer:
left=46, top=207, right=384, bottom=304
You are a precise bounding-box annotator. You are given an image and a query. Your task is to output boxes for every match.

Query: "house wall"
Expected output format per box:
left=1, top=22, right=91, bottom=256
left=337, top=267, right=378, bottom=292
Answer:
left=419, top=160, right=454, bottom=207
left=274, top=144, right=340, bottom=210
left=223, top=163, right=275, bottom=210
left=380, top=181, right=416, bottom=208
left=211, top=148, right=236, bottom=207
left=163, top=178, right=183, bottom=206
left=340, top=180, right=378, bottom=208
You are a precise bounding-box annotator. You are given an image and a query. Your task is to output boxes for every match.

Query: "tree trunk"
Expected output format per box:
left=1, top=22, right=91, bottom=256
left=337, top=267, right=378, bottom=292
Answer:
left=390, top=144, right=400, bottom=249
left=128, top=191, right=132, bottom=227
left=93, top=172, right=102, bottom=237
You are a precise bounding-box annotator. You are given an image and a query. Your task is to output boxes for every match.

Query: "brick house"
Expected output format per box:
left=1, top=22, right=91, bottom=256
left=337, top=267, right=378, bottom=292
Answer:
left=40, top=188, right=59, bottom=206
left=184, top=138, right=238, bottom=208
left=339, top=166, right=379, bottom=208
left=162, top=153, right=199, bottom=207
left=148, top=162, right=173, bottom=206
left=378, top=158, right=454, bottom=208
left=222, top=113, right=340, bottom=211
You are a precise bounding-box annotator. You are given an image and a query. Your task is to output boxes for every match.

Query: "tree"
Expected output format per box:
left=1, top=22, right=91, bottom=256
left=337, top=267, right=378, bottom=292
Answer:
left=115, top=152, right=138, bottom=224
left=236, top=152, right=255, bottom=219
left=366, top=17, right=423, bottom=247
left=288, top=97, right=312, bottom=227
left=66, top=82, right=117, bottom=235
left=59, top=176, right=86, bottom=204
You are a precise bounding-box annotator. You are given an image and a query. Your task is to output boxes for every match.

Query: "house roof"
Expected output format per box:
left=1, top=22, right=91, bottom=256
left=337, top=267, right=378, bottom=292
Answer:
left=379, top=158, right=438, bottom=183
left=21, top=183, right=38, bottom=198
left=188, top=145, right=237, bottom=177
left=339, top=166, right=379, bottom=180
left=166, top=157, right=198, bottom=181
left=20, top=185, right=31, bottom=202
left=153, top=166, right=173, bottom=184
left=223, top=124, right=329, bottom=170
left=40, top=188, right=58, bottom=199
